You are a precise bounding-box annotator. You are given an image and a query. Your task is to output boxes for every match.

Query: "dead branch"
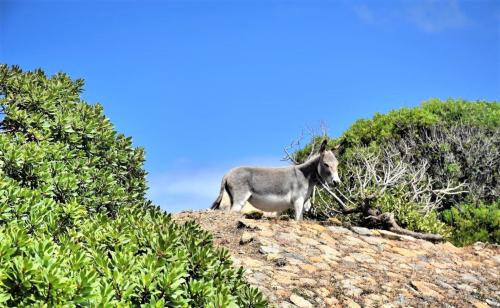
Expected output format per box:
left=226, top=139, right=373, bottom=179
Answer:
left=282, top=132, right=302, bottom=164
left=366, top=212, right=443, bottom=242
left=319, top=181, right=349, bottom=211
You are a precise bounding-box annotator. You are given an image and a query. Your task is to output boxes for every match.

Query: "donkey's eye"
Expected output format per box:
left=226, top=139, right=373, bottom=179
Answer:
left=324, top=163, right=329, bottom=167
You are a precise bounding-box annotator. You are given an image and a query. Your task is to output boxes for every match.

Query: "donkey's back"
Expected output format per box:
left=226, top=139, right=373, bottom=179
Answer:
left=211, top=165, right=310, bottom=214
left=227, top=166, right=299, bottom=193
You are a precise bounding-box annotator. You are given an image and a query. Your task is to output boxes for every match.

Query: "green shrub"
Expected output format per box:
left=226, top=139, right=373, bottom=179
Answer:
left=376, top=192, right=452, bottom=237
left=339, top=98, right=500, bottom=150
left=295, top=99, right=499, bottom=245
left=0, top=65, right=267, bottom=306
left=442, top=202, right=500, bottom=246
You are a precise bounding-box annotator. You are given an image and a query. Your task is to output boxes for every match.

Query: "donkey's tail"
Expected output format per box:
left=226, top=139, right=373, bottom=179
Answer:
left=210, top=175, right=227, bottom=210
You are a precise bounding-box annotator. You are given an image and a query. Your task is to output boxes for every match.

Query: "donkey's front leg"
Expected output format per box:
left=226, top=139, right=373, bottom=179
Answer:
left=293, top=197, right=305, bottom=221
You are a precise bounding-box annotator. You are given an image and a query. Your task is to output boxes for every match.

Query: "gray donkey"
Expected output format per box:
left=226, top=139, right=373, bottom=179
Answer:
left=210, top=140, right=340, bottom=220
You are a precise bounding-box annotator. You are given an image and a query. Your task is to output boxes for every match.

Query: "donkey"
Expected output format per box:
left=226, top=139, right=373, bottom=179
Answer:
left=210, top=140, right=340, bottom=220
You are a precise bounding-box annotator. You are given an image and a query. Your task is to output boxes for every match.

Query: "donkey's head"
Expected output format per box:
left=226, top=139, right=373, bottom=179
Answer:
left=317, top=139, right=341, bottom=184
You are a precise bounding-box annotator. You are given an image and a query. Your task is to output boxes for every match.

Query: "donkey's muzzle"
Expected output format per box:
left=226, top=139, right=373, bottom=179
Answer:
left=332, top=174, right=341, bottom=184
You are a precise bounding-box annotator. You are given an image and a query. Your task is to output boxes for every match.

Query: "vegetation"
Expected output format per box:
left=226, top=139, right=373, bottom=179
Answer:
left=0, top=65, right=267, bottom=306
left=442, top=201, right=500, bottom=246
left=294, top=99, right=499, bottom=245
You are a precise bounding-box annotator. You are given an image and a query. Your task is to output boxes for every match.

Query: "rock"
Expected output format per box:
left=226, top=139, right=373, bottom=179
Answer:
left=410, top=281, right=443, bottom=299
left=316, top=287, right=330, bottom=297
left=275, top=289, right=291, bottom=298
left=318, top=244, right=341, bottom=258
left=259, top=245, right=282, bottom=254
left=241, top=258, right=263, bottom=267
left=472, top=301, right=490, bottom=308
left=274, top=270, right=298, bottom=280
left=276, top=232, right=300, bottom=243
left=378, top=230, right=416, bottom=241
left=342, top=280, right=363, bottom=297
left=298, top=237, right=320, bottom=246
left=315, top=262, right=330, bottom=271
left=363, top=294, right=388, bottom=307
left=306, top=223, right=327, bottom=232
left=327, top=226, right=353, bottom=235
left=391, top=247, right=426, bottom=257
left=350, top=226, right=373, bottom=236
left=259, top=229, right=274, bottom=237
left=289, top=294, right=313, bottom=308
left=274, top=274, right=295, bottom=285
left=486, top=299, right=500, bottom=307
left=440, top=241, right=462, bottom=253
left=349, top=253, right=376, bottom=263
left=461, top=273, right=480, bottom=284
left=274, top=257, right=288, bottom=267
left=298, top=278, right=317, bottom=286
left=325, top=297, right=340, bottom=306
left=246, top=271, right=269, bottom=285
left=344, top=298, right=361, bottom=308
left=239, top=232, right=254, bottom=245
left=237, top=219, right=261, bottom=230
left=462, top=260, right=482, bottom=267
left=302, top=264, right=317, bottom=273
left=361, top=235, right=390, bottom=246
left=342, top=235, right=368, bottom=246
left=265, top=253, right=282, bottom=261
left=435, top=280, right=454, bottom=290
left=283, top=252, right=308, bottom=262
left=473, top=241, right=486, bottom=249
left=309, top=255, right=323, bottom=263
left=456, top=283, right=476, bottom=293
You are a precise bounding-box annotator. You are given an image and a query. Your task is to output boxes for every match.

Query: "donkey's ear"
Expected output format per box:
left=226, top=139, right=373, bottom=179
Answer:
left=319, top=139, right=328, bottom=153
left=332, top=141, right=344, bottom=154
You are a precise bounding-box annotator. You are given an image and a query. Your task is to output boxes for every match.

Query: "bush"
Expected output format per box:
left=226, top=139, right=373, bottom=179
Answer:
left=295, top=99, right=499, bottom=245
left=376, top=192, right=452, bottom=237
left=442, top=202, right=500, bottom=246
left=0, top=65, right=267, bottom=306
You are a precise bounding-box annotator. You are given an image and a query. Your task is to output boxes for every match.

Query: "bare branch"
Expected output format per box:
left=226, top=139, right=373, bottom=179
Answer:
left=319, top=181, right=349, bottom=211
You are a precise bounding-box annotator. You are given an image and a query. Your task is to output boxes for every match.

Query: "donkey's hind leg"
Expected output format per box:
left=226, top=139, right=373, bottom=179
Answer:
left=227, top=188, right=251, bottom=213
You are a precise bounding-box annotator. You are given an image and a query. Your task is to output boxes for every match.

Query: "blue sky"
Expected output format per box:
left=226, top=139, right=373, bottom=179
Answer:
left=1, top=0, right=499, bottom=212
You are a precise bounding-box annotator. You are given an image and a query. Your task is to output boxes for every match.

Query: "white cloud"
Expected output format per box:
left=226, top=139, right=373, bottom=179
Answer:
left=353, top=4, right=376, bottom=24
left=147, top=156, right=288, bottom=213
left=353, top=0, right=470, bottom=33
left=407, top=0, right=469, bottom=33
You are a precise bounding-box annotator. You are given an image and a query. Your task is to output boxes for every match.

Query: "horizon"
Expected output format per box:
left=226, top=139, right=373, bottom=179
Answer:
left=1, top=0, right=499, bottom=212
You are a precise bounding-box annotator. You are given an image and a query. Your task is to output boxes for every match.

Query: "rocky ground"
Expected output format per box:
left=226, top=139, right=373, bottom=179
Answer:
left=173, top=210, right=499, bottom=308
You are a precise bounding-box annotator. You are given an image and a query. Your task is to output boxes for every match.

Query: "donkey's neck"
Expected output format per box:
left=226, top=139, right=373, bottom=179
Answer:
left=297, top=155, right=321, bottom=183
